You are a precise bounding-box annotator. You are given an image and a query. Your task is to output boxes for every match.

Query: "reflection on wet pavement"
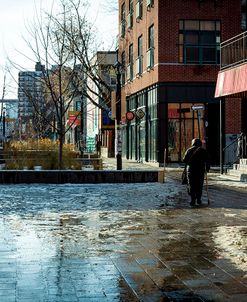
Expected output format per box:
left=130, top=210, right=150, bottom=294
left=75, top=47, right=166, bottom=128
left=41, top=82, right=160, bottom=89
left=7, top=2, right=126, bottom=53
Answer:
left=0, top=179, right=246, bottom=301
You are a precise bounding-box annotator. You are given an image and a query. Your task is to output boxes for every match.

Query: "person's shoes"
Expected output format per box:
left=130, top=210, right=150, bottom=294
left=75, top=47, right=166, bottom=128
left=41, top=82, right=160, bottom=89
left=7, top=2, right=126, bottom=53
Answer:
left=190, top=201, right=196, bottom=206
left=197, top=199, right=202, bottom=205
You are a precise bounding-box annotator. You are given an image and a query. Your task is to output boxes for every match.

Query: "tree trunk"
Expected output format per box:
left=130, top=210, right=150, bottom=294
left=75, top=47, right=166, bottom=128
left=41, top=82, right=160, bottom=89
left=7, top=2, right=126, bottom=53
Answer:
left=59, top=134, right=63, bottom=170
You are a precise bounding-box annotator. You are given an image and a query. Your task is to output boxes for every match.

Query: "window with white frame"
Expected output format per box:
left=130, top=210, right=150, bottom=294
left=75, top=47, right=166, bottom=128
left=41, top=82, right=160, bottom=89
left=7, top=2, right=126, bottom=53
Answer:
left=136, top=35, right=143, bottom=75
left=127, top=44, right=133, bottom=81
left=136, top=0, right=143, bottom=20
left=121, top=3, right=126, bottom=37
left=127, top=0, right=133, bottom=29
left=121, top=51, right=126, bottom=85
left=146, top=24, right=154, bottom=69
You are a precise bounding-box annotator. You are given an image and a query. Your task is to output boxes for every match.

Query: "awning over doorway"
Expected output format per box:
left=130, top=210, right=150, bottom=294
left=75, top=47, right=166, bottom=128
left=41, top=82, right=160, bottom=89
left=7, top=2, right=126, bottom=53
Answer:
left=215, top=63, right=247, bottom=98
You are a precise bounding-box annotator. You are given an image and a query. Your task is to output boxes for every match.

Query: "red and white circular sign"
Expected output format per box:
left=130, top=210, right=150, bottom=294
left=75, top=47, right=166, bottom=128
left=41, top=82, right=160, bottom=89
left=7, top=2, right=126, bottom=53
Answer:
left=126, top=111, right=135, bottom=121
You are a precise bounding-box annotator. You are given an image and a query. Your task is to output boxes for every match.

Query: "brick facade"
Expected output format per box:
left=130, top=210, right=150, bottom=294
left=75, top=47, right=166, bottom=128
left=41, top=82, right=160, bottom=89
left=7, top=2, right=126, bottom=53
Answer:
left=119, top=1, right=241, bottom=83
left=225, top=98, right=242, bottom=134
left=118, top=0, right=242, bottom=163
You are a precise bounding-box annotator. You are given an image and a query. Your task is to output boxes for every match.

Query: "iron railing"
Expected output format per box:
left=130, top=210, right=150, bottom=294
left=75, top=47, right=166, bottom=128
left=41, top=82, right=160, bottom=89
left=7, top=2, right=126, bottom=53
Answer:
left=221, top=31, right=247, bottom=70
left=222, top=133, right=247, bottom=173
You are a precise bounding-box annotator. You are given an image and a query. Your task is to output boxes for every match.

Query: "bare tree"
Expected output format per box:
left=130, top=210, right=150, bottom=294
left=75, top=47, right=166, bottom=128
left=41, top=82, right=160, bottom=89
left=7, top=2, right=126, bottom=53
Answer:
left=50, top=0, right=116, bottom=111
left=10, top=0, right=117, bottom=168
left=12, top=1, right=88, bottom=168
left=102, top=0, right=118, bottom=14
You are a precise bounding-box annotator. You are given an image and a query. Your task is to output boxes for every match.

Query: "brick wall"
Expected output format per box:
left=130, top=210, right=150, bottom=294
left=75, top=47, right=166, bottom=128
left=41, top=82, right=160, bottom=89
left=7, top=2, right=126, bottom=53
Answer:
left=118, top=0, right=242, bottom=132
left=225, top=97, right=242, bottom=134
left=118, top=0, right=241, bottom=91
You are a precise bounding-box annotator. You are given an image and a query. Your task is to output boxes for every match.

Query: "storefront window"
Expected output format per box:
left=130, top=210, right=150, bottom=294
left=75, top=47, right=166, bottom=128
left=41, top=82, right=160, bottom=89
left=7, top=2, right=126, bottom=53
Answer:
left=130, top=124, right=136, bottom=160
left=168, top=103, right=205, bottom=162
left=126, top=87, right=157, bottom=162
left=122, top=125, right=127, bottom=158
left=149, top=120, right=157, bottom=161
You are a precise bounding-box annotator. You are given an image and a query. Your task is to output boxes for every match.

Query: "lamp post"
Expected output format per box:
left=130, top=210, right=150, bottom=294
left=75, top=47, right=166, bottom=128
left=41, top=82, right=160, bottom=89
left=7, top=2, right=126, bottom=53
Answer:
left=220, top=97, right=225, bottom=174
left=115, top=50, right=122, bottom=170
left=2, top=110, right=5, bottom=141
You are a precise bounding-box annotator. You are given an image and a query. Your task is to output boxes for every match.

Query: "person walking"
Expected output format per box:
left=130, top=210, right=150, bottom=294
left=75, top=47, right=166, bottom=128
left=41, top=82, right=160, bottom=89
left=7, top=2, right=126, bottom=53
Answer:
left=183, top=138, right=210, bottom=206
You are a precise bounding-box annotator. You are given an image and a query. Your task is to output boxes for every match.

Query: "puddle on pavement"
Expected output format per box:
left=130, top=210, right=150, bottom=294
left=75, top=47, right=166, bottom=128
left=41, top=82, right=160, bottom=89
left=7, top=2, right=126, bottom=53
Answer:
left=0, top=183, right=246, bottom=301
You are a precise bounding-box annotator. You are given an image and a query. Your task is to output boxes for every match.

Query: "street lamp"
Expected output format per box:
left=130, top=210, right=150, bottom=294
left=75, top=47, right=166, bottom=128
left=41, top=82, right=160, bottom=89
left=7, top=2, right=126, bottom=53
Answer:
left=2, top=109, right=5, bottom=141
left=115, top=50, right=122, bottom=170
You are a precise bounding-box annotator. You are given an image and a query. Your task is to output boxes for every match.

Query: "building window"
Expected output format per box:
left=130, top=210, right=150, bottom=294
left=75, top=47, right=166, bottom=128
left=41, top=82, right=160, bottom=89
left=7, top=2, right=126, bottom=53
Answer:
left=136, top=0, right=143, bottom=20
left=147, top=0, right=154, bottom=10
left=242, top=0, right=247, bottom=31
left=179, top=20, right=221, bottom=64
left=127, top=0, right=133, bottom=29
left=121, top=3, right=126, bottom=38
left=127, top=44, right=133, bottom=81
left=136, top=35, right=143, bottom=75
left=121, top=51, right=125, bottom=85
left=146, top=24, right=154, bottom=69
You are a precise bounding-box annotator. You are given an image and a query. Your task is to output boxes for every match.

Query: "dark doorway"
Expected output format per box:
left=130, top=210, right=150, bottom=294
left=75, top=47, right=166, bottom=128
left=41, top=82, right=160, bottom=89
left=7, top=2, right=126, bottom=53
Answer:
left=242, top=98, right=247, bottom=134
left=206, top=103, right=220, bottom=165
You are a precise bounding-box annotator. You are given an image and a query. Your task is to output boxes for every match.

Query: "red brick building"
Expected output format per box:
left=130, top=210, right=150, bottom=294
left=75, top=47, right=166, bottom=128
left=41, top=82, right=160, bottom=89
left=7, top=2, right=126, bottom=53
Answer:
left=117, top=0, right=243, bottom=165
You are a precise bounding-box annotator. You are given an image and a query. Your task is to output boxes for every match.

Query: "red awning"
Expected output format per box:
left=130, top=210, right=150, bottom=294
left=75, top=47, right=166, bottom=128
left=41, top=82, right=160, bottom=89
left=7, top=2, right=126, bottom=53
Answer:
left=215, top=63, right=247, bottom=98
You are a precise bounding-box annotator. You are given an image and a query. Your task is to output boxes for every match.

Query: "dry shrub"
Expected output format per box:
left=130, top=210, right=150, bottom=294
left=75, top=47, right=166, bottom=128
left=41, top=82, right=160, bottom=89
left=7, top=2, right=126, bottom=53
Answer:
left=4, top=139, right=80, bottom=170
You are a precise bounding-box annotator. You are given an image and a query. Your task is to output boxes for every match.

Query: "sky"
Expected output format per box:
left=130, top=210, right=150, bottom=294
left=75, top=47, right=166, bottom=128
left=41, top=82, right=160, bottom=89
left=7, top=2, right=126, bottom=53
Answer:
left=0, top=0, right=118, bottom=98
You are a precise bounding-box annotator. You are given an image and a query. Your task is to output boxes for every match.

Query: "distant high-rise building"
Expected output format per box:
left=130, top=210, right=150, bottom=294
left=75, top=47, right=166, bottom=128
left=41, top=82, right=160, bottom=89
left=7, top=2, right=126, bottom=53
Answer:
left=18, top=63, right=45, bottom=138
left=0, top=99, right=18, bottom=143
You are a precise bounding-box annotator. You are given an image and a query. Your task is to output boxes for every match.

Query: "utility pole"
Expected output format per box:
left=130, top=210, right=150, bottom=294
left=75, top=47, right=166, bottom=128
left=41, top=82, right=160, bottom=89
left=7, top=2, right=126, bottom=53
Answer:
left=115, top=50, right=122, bottom=170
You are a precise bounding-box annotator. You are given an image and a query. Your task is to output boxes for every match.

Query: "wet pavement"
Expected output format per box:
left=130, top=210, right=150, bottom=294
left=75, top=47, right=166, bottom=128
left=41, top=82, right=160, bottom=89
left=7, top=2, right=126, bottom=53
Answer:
left=0, top=162, right=246, bottom=301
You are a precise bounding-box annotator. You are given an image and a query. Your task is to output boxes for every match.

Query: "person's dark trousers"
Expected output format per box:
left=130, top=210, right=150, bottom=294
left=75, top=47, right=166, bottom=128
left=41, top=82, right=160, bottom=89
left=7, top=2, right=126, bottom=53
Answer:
left=188, top=172, right=204, bottom=205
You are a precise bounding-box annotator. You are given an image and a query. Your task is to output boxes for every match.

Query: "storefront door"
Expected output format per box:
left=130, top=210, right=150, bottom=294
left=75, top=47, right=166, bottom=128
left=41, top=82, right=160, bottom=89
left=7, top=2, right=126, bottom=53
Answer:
left=168, top=103, right=205, bottom=162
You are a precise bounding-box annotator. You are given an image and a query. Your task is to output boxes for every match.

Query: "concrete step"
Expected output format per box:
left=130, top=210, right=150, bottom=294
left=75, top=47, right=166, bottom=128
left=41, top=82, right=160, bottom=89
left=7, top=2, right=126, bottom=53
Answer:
left=232, top=163, right=247, bottom=172
left=240, top=158, right=247, bottom=165
left=226, top=170, right=241, bottom=179
left=226, top=169, right=247, bottom=182
left=219, top=173, right=240, bottom=181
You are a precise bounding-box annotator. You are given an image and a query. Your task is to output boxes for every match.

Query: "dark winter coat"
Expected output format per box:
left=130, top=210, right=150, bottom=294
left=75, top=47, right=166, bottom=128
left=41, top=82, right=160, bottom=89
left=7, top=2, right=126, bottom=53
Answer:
left=183, top=146, right=210, bottom=199
left=183, top=146, right=210, bottom=174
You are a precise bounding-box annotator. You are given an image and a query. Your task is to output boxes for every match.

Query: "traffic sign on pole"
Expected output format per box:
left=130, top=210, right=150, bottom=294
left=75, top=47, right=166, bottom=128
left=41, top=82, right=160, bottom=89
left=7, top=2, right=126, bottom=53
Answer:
left=191, top=105, right=205, bottom=111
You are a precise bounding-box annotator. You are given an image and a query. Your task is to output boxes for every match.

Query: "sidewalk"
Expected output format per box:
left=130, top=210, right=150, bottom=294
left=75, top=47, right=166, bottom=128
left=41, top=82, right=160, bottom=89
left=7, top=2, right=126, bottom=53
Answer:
left=0, top=159, right=246, bottom=301
left=103, top=156, right=247, bottom=191
left=102, top=156, right=160, bottom=170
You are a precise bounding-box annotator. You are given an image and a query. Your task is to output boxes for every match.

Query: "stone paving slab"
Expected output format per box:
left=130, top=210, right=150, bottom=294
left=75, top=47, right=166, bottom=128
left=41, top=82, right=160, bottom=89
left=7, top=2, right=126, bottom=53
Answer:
left=0, top=174, right=246, bottom=301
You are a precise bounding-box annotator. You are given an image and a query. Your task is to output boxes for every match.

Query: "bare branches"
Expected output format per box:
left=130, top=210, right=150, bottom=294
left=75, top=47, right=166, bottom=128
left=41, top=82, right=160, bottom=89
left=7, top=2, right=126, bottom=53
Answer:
left=101, top=0, right=118, bottom=14
left=9, top=0, right=116, bottom=167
